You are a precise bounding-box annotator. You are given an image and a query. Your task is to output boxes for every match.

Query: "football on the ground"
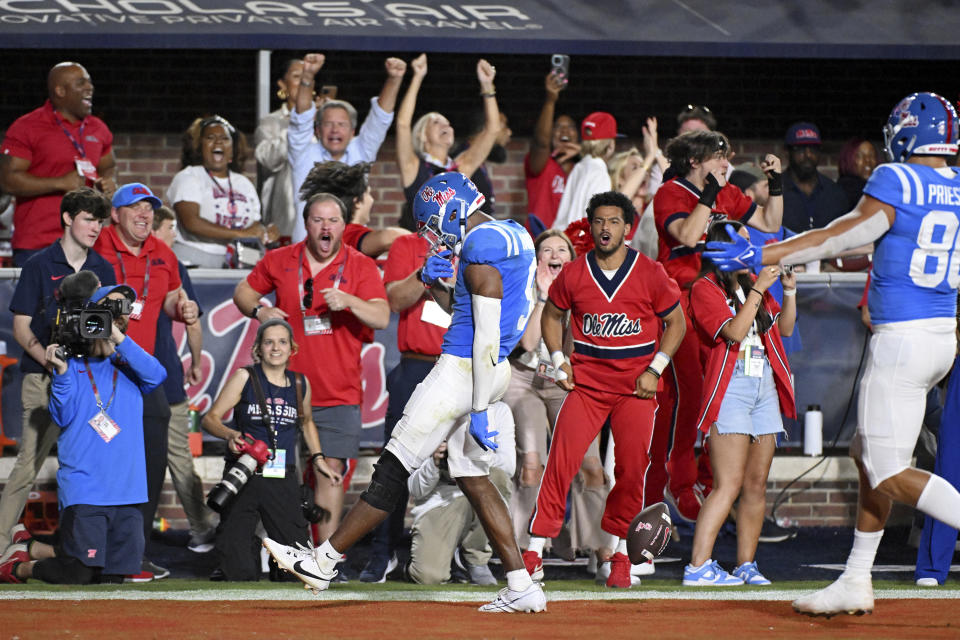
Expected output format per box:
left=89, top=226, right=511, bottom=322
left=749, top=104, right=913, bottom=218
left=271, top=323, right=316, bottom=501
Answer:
left=626, top=502, right=672, bottom=564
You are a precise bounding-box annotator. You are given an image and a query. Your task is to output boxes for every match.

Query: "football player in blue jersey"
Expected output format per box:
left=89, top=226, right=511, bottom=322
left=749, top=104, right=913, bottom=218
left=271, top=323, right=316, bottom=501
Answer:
left=704, top=92, right=960, bottom=617
left=263, top=172, right=546, bottom=613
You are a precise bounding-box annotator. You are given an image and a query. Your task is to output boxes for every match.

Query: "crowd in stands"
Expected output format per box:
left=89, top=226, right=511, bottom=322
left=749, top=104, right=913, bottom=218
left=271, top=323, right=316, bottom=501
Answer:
left=0, top=54, right=913, bottom=589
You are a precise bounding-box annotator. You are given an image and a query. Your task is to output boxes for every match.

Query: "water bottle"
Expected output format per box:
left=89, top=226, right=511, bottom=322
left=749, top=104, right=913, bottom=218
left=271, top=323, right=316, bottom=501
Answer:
left=804, top=404, right=823, bottom=456
left=188, top=404, right=203, bottom=457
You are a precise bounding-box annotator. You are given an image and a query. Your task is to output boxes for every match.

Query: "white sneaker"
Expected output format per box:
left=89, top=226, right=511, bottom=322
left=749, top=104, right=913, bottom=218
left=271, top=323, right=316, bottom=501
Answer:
left=792, top=576, right=874, bottom=617
left=916, top=577, right=940, bottom=587
left=262, top=538, right=338, bottom=593
left=478, top=582, right=547, bottom=613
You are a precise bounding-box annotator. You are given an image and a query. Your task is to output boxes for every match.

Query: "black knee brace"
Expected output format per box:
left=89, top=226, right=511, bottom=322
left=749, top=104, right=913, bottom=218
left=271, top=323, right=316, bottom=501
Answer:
left=32, top=556, right=99, bottom=585
left=361, top=450, right=410, bottom=512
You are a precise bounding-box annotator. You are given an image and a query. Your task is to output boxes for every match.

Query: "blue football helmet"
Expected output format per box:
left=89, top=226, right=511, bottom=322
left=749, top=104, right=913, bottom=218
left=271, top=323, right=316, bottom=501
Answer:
left=413, top=172, right=486, bottom=254
left=883, top=92, right=959, bottom=162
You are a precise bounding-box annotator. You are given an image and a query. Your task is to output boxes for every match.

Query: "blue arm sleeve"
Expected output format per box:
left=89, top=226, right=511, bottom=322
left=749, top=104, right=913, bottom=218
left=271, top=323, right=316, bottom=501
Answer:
left=116, top=338, right=167, bottom=394
left=49, top=366, right=78, bottom=428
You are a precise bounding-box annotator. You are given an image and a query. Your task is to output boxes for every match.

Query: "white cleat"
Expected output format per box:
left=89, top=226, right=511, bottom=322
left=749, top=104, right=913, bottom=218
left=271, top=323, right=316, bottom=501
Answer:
left=478, top=582, right=547, bottom=613
left=262, top=537, right=338, bottom=593
left=792, top=576, right=874, bottom=617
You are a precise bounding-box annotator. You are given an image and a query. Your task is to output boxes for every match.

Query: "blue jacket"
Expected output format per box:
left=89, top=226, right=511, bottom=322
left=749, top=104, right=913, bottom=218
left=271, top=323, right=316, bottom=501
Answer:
left=50, top=336, right=166, bottom=509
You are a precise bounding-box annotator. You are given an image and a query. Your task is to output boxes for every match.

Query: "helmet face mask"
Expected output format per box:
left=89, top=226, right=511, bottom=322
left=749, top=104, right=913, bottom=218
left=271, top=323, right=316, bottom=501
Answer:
left=418, top=214, right=460, bottom=253
left=413, top=172, right=486, bottom=255
left=883, top=92, right=958, bottom=162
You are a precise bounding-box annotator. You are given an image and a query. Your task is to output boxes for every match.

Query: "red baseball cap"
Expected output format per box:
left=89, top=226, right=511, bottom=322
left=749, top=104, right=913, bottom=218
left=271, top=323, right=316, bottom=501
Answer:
left=581, top=112, right=617, bottom=140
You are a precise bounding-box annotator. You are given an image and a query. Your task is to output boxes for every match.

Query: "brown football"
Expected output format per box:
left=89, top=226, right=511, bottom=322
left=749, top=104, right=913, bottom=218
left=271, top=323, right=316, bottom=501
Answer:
left=626, top=502, right=672, bottom=565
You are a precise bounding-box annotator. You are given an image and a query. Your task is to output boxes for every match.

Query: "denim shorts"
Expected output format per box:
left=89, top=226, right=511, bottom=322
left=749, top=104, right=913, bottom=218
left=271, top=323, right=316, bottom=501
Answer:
left=713, top=359, right=785, bottom=439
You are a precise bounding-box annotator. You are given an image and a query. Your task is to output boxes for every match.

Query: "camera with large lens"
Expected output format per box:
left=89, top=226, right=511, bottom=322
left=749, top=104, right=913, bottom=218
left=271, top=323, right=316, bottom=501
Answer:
left=51, top=295, right=131, bottom=359
left=207, top=434, right=272, bottom=513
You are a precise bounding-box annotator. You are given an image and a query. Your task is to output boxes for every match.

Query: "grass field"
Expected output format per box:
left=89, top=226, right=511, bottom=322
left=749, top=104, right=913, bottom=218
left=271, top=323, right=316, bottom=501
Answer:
left=3, top=577, right=959, bottom=600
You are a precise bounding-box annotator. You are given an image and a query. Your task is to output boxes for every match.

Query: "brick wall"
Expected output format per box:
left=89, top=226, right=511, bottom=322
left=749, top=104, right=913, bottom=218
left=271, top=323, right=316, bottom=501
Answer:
left=114, top=133, right=839, bottom=229
left=768, top=479, right=858, bottom=528
left=5, top=454, right=912, bottom=533
left=159, top=455, right=861, bottom=531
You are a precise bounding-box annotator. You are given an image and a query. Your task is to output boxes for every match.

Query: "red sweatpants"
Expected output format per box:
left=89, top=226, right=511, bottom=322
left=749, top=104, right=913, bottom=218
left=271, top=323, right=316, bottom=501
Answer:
left=528, top=387, right=656, bottom=539
left=647, top=290, right=704, bottom=505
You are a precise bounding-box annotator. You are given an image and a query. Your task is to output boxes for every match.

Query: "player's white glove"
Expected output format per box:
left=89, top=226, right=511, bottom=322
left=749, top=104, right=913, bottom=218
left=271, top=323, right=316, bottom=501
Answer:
left=469, top=410, right=499, bottom=451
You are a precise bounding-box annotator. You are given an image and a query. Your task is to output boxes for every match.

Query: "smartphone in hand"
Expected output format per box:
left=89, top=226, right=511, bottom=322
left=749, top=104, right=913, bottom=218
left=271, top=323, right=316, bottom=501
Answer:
left=550, top=54, right=570, bottom=84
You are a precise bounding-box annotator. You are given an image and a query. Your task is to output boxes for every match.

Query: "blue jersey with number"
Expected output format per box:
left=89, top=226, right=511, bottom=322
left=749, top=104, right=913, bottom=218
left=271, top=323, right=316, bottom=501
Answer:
left=442, top=219, right=536, bottom=360
left=866, top=163, right=960, bottom=325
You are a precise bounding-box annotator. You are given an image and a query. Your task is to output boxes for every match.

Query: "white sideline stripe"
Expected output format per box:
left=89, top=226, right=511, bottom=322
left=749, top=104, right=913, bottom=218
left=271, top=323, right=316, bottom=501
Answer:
left=1, top=588, right=959, bottom=602
left=807, top=563, right=960, bottom=573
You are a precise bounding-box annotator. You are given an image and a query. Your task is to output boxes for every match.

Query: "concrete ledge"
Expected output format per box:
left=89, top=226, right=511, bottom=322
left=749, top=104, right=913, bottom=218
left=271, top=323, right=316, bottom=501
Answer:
left=2, top=454, right=857, bottom=484
left=768, top=455, right=858, bottom=482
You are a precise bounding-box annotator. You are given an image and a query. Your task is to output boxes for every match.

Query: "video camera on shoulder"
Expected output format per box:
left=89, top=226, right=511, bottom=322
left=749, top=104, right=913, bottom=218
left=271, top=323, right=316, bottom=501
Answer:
left=51, top=273, right=133, bottom=359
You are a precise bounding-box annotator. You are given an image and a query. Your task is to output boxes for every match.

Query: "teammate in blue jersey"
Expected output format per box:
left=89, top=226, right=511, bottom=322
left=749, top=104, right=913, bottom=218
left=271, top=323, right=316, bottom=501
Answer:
left=263, top=172, right=546, bottom=613
left=704, top=92, right=960, bottom=617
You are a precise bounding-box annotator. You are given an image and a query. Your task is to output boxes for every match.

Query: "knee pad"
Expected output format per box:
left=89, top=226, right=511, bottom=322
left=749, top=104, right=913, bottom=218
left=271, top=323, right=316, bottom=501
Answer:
left=33, top=556, right=99, bottom=585
left=361, top=450, right=409, bottom=512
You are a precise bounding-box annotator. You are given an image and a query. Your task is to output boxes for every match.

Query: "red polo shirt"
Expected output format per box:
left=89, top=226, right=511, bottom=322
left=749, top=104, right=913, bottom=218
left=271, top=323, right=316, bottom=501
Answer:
left=382, top=233, right=445, bottom=356
left=94, top=226, right=181, bottom=355
left=246, top=240, right=387, bottom=407
left=1, top=100, right=113, bottom=250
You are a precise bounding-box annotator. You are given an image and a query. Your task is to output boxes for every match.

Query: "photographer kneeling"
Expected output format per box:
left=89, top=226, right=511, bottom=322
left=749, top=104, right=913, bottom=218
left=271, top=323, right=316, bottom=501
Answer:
left=202, top=318, right=341, bottom=581
left=0, top=275, right=166, bottom=584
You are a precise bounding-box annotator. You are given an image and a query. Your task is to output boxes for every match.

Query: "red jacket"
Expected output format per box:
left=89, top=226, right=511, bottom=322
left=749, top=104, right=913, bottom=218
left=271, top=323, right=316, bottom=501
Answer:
left=689, top=273, right=796, bottom=433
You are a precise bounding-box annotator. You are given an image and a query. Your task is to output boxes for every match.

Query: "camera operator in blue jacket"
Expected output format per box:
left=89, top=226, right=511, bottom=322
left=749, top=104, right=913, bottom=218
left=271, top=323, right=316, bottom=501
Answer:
left=0, top=276, right=165, bottom=584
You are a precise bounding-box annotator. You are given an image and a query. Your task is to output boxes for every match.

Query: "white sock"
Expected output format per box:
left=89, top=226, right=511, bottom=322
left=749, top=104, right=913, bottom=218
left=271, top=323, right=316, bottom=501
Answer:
left=506, top=568, right=533, bottom=591
left=841, top=529, right=883, bottom=581
left=916, top=474, right=960, bottom=529
left=615, top=538, right=628, bottom=555
left=314, top=540, right=342, bottom=571
left=527, top=536, right=547, bottom=555
left=688, top=558, right=711, bottom=570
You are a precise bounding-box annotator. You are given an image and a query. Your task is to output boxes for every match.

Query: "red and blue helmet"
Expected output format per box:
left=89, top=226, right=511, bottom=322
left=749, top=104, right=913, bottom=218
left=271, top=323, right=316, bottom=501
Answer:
left=413, top=172, right=485, bottom=254
left=883, top=92, right=958, bottom=162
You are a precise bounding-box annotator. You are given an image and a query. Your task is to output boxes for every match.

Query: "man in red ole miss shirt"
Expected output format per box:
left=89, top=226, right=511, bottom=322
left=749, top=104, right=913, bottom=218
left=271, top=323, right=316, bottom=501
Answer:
left=95, top=182, right=199, bottom=579
left=524, top=191, right=685, bottom=589
left=0, top=62, right=117, bottom=266
left=648, top=129, right=783, bottom=523
left=234, top=192, right=389, bottom=542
